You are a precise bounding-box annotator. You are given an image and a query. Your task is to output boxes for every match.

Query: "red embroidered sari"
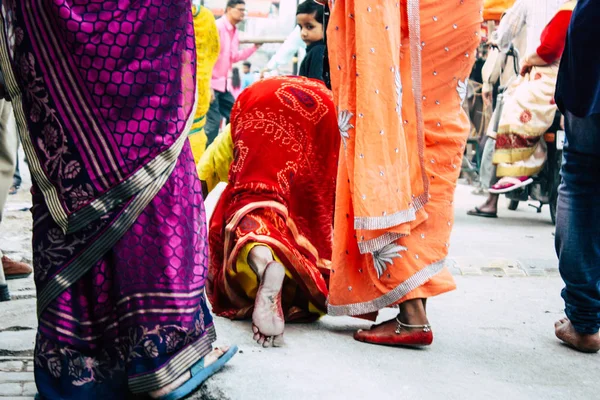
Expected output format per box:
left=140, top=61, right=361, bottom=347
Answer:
left=207, top=76, right=340, bottom=321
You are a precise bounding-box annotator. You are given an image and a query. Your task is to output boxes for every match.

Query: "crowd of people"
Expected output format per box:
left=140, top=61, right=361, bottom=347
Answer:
left=0, top=0, right=597, bottom=399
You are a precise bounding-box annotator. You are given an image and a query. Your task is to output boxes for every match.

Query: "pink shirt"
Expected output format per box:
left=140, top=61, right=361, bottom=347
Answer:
left=211, top=17, right=257, bottom=93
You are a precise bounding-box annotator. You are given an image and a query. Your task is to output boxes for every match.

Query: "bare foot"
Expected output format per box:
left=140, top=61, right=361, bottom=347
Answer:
left=252, top=262, right=285, bottom=348
left=354, top=298, right=432, bottom=347
left=555, top=318, right=600, bottom=353
left=148, top=346, right=230, bottom=398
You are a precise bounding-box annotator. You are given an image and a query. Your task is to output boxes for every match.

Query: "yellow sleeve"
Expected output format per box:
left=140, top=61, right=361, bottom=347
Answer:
left=197, top=124, right=234, bottom=193
left=193, top=6, right=220, bottom=121
left=189, top=6, right=220, bottom=167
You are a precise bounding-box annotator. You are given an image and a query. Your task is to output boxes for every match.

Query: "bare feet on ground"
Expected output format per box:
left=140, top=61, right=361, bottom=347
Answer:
left=248, top=246, right=286, bottom=348
left=252, top=261, right=285, bottom=348
left=555, top=318, right=600, bottom=353
left=148, top=346, right=230, bottom=398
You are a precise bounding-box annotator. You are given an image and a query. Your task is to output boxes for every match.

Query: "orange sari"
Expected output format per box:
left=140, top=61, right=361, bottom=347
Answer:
left=326, top=0, right=482, bottom=317
left=207, top=77, right=340, bottom=322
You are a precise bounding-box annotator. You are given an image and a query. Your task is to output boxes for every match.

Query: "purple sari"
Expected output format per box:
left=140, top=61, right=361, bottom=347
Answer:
left=0, top=1, right=216, bottom=398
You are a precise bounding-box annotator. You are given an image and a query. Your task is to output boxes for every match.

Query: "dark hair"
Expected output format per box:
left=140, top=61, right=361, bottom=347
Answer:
left=232, top=67, right=241, bottom=89
left=226, top=0, right=245, bottom=10
left=243, top=61, right=251, bottom=68
left=296, top=1, right=324, bottom=22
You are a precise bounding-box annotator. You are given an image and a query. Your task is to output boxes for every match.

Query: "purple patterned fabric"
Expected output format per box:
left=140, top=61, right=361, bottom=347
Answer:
left=33, top=143, right=215, bottom=398
left=2, top=0, right=197, bottom=230
left=0, top=1, right=218, bottom=398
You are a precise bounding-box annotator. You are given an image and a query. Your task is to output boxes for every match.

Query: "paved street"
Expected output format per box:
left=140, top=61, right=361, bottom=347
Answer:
left=1, top=180, right=597, bottom=399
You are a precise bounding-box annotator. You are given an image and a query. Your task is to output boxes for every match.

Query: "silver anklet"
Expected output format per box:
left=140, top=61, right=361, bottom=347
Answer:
left=395, top=316, right=432, bottom=334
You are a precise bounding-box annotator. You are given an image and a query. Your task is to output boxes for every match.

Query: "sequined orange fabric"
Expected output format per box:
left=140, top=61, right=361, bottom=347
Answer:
left=326, top=0, right=482, bottom=318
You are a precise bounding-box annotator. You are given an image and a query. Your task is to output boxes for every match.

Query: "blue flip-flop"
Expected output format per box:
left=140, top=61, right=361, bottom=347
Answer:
left=158, top=345, right=238, bottom=400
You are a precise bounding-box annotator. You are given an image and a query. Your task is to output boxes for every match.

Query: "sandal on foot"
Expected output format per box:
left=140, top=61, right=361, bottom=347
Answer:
left=157, top=345, right=238, bottom=400
left=467, top=207, right=497, bottom=218
left=489, top=176, right=533, bottom=194
left=354, top=317, right=433, bottom=347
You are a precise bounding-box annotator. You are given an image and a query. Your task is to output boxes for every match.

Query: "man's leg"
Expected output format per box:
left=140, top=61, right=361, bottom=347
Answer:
left=12, top=146, right=21, bottom=192
left=217, top=91, right=235, bottom=125
left=467, top=137, right=500, bottom=217
left=0, top=99, right=17, bottom=301
left=554, top=111, right=600, bottom=352
left=205, top=91, right=224, bottom=146
left=479, top=137, right=497, bottom=191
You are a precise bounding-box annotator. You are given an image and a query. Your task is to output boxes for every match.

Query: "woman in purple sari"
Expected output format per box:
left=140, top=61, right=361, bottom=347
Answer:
left=0, top=1, right=236, bottom=399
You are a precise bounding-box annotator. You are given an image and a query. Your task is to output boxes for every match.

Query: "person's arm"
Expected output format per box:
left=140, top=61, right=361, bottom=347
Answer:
left=232, top=30, right=259, bottom=63
left=492, top=0, right=527, bottom=53
left=520, top=10, right=572, bottom=75
left=534, top=10, right=572, bottom=64
left=265, top=26, right=306, bottom=71
left=232, top=45, right=258, bottom=63
left=197, top=124, right=234, bottom=197
left=481, top=50, right=502, bottom=106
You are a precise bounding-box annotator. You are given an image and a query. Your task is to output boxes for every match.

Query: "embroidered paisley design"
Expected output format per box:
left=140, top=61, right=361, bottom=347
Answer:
left=338, top=110, right=354, bottom=149
left=372, top=242, right=407, bottom=278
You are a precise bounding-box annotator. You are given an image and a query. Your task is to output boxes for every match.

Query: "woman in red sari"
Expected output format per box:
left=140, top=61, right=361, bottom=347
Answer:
left=200, top=76, right=340, bottom=347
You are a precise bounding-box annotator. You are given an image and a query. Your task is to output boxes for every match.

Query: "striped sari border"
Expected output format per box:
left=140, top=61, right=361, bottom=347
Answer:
left=29, top=0, right=119, bottom=188
left=36, top=152, right=180, bottom=315
left=66, top=127, right=191, bottom=234
left=6, top=3, right=198, bottom=235
left=128, top=324, right=217, bottom=393
left=0, top=12, right=71, bottom=231
left=354, top=192, right=427, bottom=255
left=326, top=258, right=446, bottom=316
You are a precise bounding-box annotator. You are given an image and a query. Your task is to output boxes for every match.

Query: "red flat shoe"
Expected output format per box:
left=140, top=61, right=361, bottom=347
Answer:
left=354, top=317, right=433, bottom=347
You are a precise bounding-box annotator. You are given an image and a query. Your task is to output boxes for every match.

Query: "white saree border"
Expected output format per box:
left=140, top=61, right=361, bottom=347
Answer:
left=327, top=258, right=445, bottom=316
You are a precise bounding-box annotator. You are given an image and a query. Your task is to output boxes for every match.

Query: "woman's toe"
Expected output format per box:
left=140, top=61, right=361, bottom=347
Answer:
left=262, top=337, right=273, bottom=348
left=273, top=334, right=285, bottom=347
left=257, top=335, right=266, bottom=346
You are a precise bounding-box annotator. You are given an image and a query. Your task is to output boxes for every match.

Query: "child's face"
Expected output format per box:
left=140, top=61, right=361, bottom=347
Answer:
left=243, top=65, right=250, bottom=74
left=297, top=12, right=323, bottom=46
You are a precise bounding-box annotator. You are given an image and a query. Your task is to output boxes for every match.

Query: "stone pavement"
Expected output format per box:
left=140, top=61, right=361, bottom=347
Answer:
left=0, top=359, right=35, bottom=399
left=1, top=181, right=590, bottom=399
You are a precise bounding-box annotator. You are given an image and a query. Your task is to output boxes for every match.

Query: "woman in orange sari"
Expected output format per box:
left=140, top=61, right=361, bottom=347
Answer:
left=201, top=76, right=339, bottom=347
left=325, top=0, right=482, bottom=347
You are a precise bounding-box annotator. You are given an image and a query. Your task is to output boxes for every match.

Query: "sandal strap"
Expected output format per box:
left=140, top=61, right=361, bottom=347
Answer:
left=395, top=317, right=431, bottom=333
left=495, top=176, right=525, bottom=186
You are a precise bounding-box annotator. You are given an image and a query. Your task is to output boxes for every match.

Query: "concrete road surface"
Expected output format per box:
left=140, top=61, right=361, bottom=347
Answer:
left=2, top=180, right=597, bottom=400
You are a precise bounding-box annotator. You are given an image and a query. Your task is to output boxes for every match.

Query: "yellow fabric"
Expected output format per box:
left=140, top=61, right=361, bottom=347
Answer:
left=233, top=243, right=324, bottom=317
left=197, top=124, right=234, bottom=192
left=483, top=0, right=515, bottom=21
left=190, top=6, right=220, bottom=164
left=493, top=64, right=559, bottom=176
left=188, top=126, right=207, bottom=165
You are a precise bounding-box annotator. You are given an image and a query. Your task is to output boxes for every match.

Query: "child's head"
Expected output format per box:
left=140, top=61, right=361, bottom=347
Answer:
left=296, top=1, right=324, bottom=46
left=243, top=61, right=251, bottom=74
